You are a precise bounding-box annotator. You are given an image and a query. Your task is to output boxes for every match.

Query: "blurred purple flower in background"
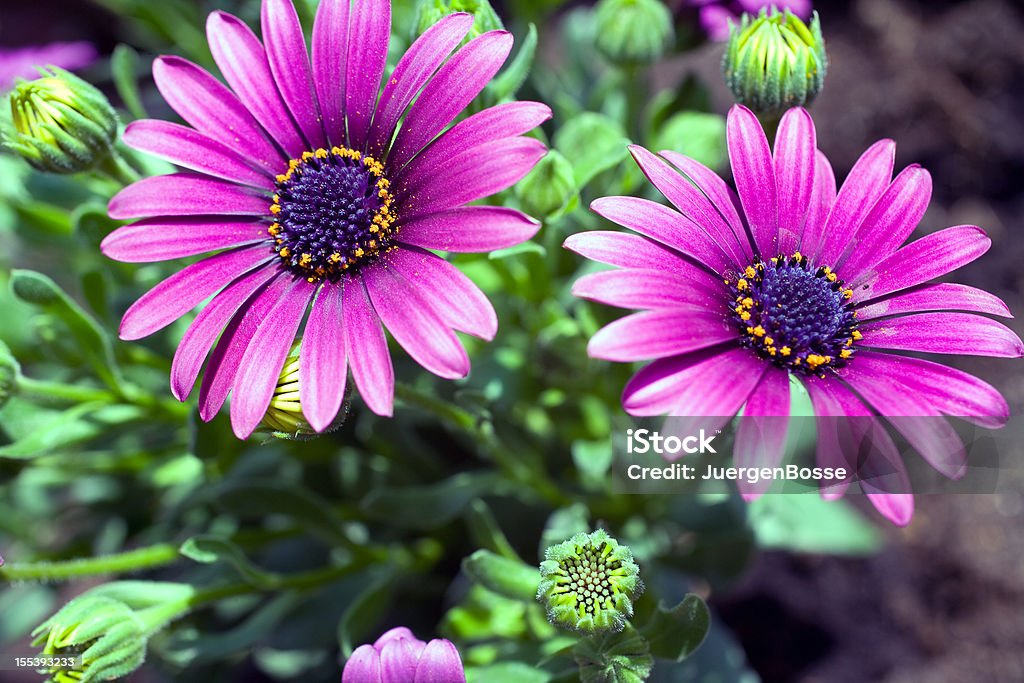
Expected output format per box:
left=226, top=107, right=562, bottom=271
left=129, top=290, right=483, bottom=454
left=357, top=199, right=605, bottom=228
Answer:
left=102, top=0, right=549, bottom=439
left=342, top=627, right=466, bottom=683
left=687, top=0, right=812, bottom=40
left=568, top=104, right=1022, bottom=526
left=0, top=41, right=97, bottom=91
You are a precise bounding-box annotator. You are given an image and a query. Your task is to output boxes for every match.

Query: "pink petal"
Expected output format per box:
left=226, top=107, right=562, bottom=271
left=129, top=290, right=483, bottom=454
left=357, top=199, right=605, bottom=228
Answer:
left=387, top=247, right=497, bottom=340
left=856, top=283, right=1012, bottom=321
left=572, top=268, right=722, bottom=310
left=397, top=207, right=540, bottom=253
left=151, top=55, right=283, bottom=173
left=206, top=11, right=306, bottom=157
left=343, top=277, right=395, bottom=417
left=108, top=174, right=271, bottom=220
left=563, top=231, right=723, bottom=290
left=123, top=120, right=274, bottom=189
left=311, top=0, right=349, bottom=145
left=734, top=368, right=790, bottom=500
left=363, top=265, right=470, bottom=380
left=772, top=107, right=816, bottom=255
left=588, top=309, right=736, bottom=362
left=342, top=645, right=383, bottom=683
left=815, top=139, right=895, bottom=266
left=858, top=312, right=1023, bottom=358
left=119, top=245, right=272, bottom=340
left=414, top=640, right=465, bottom=683
left=345, top=0, right=391, bottom=148
left=300, top=284, right=348, bottom=432
left=101, top=218, right=267, bottom=263
left=798, top=150, right=836, bottom=257
left=726, top=104, right=778, bottom=256
left=262, top=0, right=326, bottom=150
left=229, top=278, right=316, bottom=438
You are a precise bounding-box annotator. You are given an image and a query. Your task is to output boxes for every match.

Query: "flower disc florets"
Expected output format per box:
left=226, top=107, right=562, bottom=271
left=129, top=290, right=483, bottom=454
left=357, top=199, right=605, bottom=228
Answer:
left=537, top=529, right=643, bottom=634
left=728, top=252, right=860, bottom=376
left=269, top=146, right=396, bottom=282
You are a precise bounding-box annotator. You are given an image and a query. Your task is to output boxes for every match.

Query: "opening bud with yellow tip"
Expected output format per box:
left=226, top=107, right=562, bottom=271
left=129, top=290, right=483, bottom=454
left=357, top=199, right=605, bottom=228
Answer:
left=722, top=8, right=827, bottom=116
left=258, top=339, right=349, bottom=440
left=5, top=67, right=119, bottom=174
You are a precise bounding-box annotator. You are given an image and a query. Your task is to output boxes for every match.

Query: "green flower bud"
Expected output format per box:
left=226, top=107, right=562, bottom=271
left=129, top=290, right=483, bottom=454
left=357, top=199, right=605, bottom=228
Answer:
left=32, top=594, right=147, bottom=683
left=5, top=67, right=118, bottom=174
left=594, top=0, right=674, bottom=64
left=0, top=340, right=20, bottom=410
left=414, top=0, right=504, bottom=43
left=722, top=9, right=827, bottom=116
left=258, top=339, right=349, bottom=440
left=515, top=150, right=577, bottom=219
left=574, top=625, right=654, bottom=683
left=537, top=529, right=643, bottom=634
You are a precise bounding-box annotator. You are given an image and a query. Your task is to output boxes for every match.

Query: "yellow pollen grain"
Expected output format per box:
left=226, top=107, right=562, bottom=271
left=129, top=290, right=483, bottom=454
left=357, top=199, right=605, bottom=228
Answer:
left=793, top=251, right=802, bottom=261
left=745, top=266, right=757, bottom=278
left=329, top=253, right=341, bottom=263
left=299, top=253, right=312, bottom=266
left=741, top=297, right=754, bottom=308
left=764, top=336, right=774, bottom=345
left=276, top=174, right=288, bottom=183
left=843, top=289, right=853, bottom=299
left=737, top=279, right=749, bottom=291
left=279, top=247, right=291, bottom=258
left=270, top=204, right=281, bottom=215
left=780, top=346, right=791, bottom=356
left=315, top=148, right=329, bottom=158
left=852, top=330, right=863, bottom=340
left=840, top=349, right=853, bottom=359
left=752, top=325, right=765, bottom=337
left=740, top=311, right=751, bottom=321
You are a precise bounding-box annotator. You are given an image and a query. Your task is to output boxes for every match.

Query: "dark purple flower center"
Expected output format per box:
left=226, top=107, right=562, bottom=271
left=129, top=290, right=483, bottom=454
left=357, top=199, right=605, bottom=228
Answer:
left=268, top=147, right=395, bottom=281
left=727, top=252, right=861, bottom=376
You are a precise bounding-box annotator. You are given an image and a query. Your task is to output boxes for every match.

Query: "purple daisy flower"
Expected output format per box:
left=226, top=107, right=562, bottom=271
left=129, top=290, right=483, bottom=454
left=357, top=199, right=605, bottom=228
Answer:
left=102, top=0, right=550, bottom=439
left=0, top=41, right=98, bottom=91
left=342, top=627, right=465, bottom=683
left=567, top=105, right=1022, bottom=525
left=685, top=0, right=812, bottom=40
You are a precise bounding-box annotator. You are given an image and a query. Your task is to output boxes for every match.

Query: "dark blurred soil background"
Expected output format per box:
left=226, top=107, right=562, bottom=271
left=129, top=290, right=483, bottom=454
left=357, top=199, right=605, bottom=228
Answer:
left=3, top=0, right=1024, bottom=681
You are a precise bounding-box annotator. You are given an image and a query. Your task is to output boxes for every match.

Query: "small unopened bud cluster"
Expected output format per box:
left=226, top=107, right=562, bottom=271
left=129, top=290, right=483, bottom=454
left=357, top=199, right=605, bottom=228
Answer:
left=595, top=0, right=674, bottom=64
left=414, top=0, right=504, bottom=43
left=722, top=8, right=827, bottom=116
left=5, top=68, right=119, bottom=174
left=537, top=529, right=643, bottom=634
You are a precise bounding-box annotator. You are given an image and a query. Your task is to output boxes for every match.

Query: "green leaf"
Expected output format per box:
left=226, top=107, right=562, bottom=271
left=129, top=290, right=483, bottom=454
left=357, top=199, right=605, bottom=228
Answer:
left=9, top=269, right=124, bottom=390
left=554, top=113, right=632, bottom=188
left=653, top=111, right=727, bottom=171
left=179, top=536, right=277, bottom=588
left=640, top=594, right=711, bottom=662
left=748, top=495, right=883, bottom=556
left=361, top=473, right=498, bottom=529
left=337, top=570, right=395, bottom=657
left=488, top=23, right=538, bottom=102
left=489, top=240, right=546, bottom=260
left=465, top=499, right=521, bottom=561
left=463, top=550, right=540, bottom=602
left=0, top=402, right=144, bottom=459
left=210, top=481, right=350, bottom=546
left=467, top=663, right=552, bottom=683
left=111, top=44, right=148, bottom=120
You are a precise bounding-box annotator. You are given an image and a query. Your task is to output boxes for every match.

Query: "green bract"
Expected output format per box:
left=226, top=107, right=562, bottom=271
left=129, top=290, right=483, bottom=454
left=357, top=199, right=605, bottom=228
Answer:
left=5, top=68, right=118, bottom=174
left=32, top=594, right=147, bottom=683
left=537, top=529, right=643, bottom=633
left=722, top=9, right=827, bottom=116
left=594, top=0, right=674, bottom=64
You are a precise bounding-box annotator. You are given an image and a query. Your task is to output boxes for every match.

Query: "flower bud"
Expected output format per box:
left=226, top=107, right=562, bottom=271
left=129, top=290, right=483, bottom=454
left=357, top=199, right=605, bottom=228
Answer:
left=259, top=340, right=349, bottom=440
left=5, top=67, right=118, bottom=174
left=595, top=0, right=674, bottom=64
left=414, top=0, right=504, bottom=43
left=722, top=8, right=827, bottom=116
left=515, top=150, right=577, bottom=219
left=343, top=628, right=466, bottom=683
left=32, top=594, right=147, bottom=683
left=537, top=529, right=643, bottom=634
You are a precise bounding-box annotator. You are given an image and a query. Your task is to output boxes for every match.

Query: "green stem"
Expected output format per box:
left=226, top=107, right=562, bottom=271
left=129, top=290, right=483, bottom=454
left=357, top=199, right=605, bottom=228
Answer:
left=0, top=544, right=180, bottom=582
left=16, top=376, right=118, bottom=404
left=95, top=148, right=140, bottom=186
left=394, top=383, right=569, bottom=506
